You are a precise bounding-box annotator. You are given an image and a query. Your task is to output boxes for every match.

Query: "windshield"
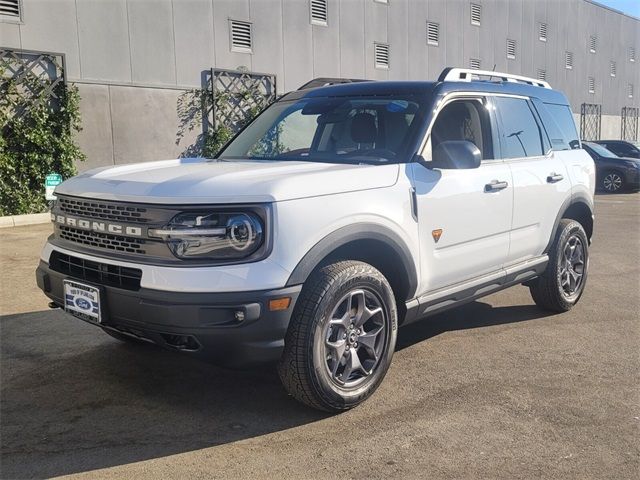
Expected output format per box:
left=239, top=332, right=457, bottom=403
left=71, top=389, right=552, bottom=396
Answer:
left=585, top=142, right=617, bottom=158
left=218, top=95, right=427, bottom=164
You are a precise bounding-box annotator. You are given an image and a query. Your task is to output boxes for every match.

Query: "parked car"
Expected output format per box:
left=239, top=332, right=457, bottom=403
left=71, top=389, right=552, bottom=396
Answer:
left=582, top=141, right=640, bottom=192
left=36, top=67, right=595, bottom=412
left=593, top=139, right=640, bottom=159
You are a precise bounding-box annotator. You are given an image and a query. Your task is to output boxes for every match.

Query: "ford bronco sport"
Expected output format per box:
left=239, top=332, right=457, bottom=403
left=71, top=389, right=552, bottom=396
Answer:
left=36, top=68, right=595, bottom=411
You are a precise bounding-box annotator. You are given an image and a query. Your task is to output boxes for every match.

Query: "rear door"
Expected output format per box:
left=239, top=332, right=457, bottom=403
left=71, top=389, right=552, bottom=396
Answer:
left=494, top=96, right=572, bottom=265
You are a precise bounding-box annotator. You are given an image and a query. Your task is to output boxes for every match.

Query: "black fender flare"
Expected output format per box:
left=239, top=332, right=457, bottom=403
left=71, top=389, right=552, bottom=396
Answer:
left=544, top=192, right=594, bottom=253
left=285, top=223, right=418, bottom=300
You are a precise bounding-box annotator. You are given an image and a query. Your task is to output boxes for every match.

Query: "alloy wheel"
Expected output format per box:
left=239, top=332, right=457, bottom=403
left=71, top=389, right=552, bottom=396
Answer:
left=322, top=289, right=387, bottom=388
left=603, top=172, right=623, bottom=192
left=560, top=234, right=585, bottom=297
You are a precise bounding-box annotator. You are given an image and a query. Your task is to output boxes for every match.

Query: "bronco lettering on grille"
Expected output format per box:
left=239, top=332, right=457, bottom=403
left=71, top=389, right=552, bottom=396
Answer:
left=52, top=214, right=143, bottom=237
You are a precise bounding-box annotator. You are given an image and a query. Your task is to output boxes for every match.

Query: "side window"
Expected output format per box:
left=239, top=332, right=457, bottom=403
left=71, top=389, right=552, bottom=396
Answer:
left=495, top=97, right=545, bottom=158
left=608, top=143, right=632, bottom=157
left=543, top=103, right=580, bottom=150
left=428, top=99, right=495, bottom=160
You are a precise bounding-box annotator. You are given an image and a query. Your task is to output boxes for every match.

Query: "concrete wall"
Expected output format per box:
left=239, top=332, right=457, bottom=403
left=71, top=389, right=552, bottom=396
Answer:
left=1, top=0, right=639, bottom=171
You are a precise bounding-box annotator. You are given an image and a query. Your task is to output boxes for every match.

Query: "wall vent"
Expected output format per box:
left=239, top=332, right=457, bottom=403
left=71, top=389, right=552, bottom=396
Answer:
left=589, top=35, right=597, bottom=53
left=427, top=21, right=439, bottom=46
left=469, top=58, right=481, bottom=70
left=537, top=69, right=547, bottom=81
left=230, top=20, right=252, bottom=52
left=610, top=61, right=616, bottom=77
left=506, top=39, right=516, bottom=59
left=374, top=43, right=390, bottom=69
left=630, top=47, right=636, bottom=62
left=565, top=51, right=573, bottom=69
left=588, top=76, right=595, bottom=94
left=310, top=0, right=328, bottom=26
left=470, top=3, right=481, bottom=26
left=538, top=23, right=547, bottom=42
left=629, top=84, right=634, bottom=99
left=0, top=0, right=20, bottom=18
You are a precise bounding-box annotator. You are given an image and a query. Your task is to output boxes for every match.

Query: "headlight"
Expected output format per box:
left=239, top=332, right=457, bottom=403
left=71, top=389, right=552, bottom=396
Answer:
left=149, top=211, right=264, bottom=260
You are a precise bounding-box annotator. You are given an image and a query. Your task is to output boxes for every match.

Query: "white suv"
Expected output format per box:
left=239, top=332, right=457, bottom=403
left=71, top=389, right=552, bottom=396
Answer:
left=37, top=68, right=595, bottom=411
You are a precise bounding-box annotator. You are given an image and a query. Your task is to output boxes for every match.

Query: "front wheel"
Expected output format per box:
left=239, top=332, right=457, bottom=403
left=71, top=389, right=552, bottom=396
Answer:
left=278, top=261, right=397, bottom=412
left=529, top=219, right=589, bottom=312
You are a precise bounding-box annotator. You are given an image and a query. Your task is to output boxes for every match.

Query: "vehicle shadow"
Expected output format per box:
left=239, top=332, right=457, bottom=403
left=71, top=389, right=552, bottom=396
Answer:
left=396, top=301, right=554, bottom=351
left=0, top=310, right=327, bottom=479
left=1, top=300, right=554, bottom=478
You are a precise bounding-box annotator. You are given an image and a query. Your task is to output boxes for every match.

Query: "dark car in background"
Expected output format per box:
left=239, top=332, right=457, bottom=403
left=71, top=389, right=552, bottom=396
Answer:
left=582, top=142, right=640, bottom=192
left=593, top=140, right=640, bottom=159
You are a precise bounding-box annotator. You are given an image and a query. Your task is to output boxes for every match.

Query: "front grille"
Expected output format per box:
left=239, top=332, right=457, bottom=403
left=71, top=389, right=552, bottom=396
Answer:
left=50, top=251, right=142, bottom=291
left=58, top=197, right=149, bottom=224
left=59, top=226, right=146, bottom=254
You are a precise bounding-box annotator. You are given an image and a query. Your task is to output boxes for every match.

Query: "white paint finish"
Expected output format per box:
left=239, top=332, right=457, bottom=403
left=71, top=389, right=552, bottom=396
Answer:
left=73, top=83, right=114, bottom=171
left=411, top=161, right=513, bottom=293
left=172, top=0, right=215, bottom=87
left=561, top=148, right=596, bottom=203
left=56, top=159, right=400, bottom=204
left=127, top=0, right=176, bottom=85
left=506, top=153, right=573, bottom=264
left=40, top=242, right=292, bottom=292
left=76, top=0, right=131, bottom=82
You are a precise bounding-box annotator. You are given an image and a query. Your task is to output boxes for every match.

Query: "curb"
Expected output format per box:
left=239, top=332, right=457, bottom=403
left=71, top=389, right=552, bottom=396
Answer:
left=0, top=213, right=51, bottom=229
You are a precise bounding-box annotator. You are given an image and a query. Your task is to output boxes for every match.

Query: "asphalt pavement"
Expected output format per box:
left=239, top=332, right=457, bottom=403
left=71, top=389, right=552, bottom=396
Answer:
left=1, top=192, right=638, bottom=479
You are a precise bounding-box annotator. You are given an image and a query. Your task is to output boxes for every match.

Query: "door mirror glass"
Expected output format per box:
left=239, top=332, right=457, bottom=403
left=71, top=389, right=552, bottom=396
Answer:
left=432, top=140, right=482, bottom=169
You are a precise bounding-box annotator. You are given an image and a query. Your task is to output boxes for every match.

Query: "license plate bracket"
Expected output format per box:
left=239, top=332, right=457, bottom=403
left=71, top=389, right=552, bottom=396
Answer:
left=63, top=280, right=102, bottom=323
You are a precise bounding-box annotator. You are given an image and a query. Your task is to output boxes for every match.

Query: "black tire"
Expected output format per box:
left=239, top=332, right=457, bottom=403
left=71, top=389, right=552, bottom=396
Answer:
left=601, top=169, right=625, bottom=193
left=102, top=328, right=146, bottom=344
left=529, top=219, right=589, bottom=312
left=278, top=261, right=398, bottom=412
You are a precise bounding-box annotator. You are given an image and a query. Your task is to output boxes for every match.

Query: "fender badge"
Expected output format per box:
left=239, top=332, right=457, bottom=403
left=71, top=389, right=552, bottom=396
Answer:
left=432, top=229, right=443, bottom=243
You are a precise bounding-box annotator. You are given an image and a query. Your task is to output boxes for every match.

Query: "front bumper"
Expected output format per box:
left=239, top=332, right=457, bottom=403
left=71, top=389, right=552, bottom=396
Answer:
left=36, top=260, right=301, bottom=368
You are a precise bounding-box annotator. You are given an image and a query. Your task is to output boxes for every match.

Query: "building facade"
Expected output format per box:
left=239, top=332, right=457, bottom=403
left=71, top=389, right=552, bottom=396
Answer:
left=1, top=0, right=639, bottom=171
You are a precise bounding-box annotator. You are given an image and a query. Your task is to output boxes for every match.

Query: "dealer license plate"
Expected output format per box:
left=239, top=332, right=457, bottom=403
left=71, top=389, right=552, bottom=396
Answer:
left=63, top=280, right=101, bottom=323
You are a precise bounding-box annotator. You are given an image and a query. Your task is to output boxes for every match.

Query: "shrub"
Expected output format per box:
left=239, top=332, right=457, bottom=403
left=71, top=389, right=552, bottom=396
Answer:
left=0, top=79, right=85, bottom=216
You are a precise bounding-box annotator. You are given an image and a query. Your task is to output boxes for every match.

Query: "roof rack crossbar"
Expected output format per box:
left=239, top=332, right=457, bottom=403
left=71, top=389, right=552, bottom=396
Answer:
left=297, top=77, right=368, bottom=91
left=438, top=67, right=551, bottom=89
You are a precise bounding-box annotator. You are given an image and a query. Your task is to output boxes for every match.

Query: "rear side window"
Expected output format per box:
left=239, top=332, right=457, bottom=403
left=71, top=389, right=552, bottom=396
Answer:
left=542, top=103, right=580, bottom=150
left=494, top=97, right=544, bottom=158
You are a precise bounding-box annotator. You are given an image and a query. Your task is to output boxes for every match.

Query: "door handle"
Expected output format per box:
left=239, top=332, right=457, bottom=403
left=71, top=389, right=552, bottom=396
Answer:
left=547, top=173, right=564, bottom=183
left=484, top=180, right=509, bottom=192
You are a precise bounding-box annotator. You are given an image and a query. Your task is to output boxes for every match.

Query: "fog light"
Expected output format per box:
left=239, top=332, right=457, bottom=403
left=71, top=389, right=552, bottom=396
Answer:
left=269, top=297, right=291, bottom=311
left=234, top=310, right=245, bottom=322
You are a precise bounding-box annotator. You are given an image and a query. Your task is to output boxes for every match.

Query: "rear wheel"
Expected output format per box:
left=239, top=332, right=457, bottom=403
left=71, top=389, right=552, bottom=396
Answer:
left=602, top=170, right=625, bottom=193
left=529, top=219, right=589, bottom=312
left=278, top=261, right=397, bottom=412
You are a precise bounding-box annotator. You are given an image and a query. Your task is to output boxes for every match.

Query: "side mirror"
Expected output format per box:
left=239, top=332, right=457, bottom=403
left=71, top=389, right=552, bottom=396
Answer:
left=432, top=140, right=482, bottom=169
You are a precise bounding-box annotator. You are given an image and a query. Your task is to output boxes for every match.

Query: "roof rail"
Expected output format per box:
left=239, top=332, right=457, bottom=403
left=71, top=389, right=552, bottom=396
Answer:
left=297, top=77, right=368, bottom=91
left=438, top=67, right=551, bottom=89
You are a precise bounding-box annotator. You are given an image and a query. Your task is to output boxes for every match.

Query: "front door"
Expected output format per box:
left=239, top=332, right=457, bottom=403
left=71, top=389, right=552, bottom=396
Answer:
left=411, top=97, right=513, bottom=295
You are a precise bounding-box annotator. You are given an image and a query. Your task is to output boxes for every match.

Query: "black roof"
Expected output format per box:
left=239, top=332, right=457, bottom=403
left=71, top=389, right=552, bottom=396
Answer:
left=282, top=78, right=569, bottom=105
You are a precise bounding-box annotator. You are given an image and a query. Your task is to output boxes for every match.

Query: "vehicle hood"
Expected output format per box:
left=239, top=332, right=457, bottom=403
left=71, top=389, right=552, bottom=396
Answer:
left=56, top=158, right=400, bottom=204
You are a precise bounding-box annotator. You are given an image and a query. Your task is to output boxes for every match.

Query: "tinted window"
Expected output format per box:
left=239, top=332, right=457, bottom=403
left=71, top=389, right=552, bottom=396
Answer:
left=544, top=103, right=580, bottom=150
left=495, top=97, right=544, bottom=158
left=219, top=96, right=425, bottom=164
left=429, top=99, right=494, bottom=160
left=604, top=143, right=635, bottom=157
